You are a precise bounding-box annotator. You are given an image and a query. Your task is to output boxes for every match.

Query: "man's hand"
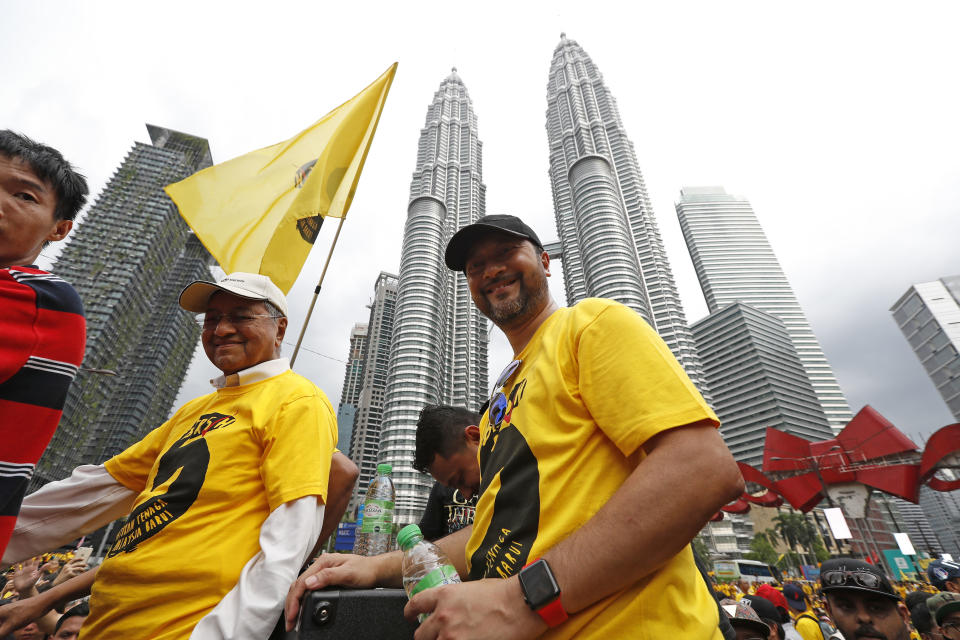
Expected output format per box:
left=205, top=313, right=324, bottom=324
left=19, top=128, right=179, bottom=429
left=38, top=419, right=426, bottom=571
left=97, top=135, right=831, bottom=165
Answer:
left=284, top=553, right=387, bottom=630
left=12, top=558, right=41, bottom=594
left=403, top=577, right=546, bottom=640
left=0, top=591, right=53, bottom=635
left=52, top=558, right=88, bottom=587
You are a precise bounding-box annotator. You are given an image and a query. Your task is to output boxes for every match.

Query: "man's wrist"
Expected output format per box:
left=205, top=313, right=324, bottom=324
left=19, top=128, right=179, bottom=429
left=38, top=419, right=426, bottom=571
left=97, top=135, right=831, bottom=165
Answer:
left=506, top=575, right=549, bottom=636
left=374, top=550, right=405, bottom=588
left=518, top=558, right=569, bottom=627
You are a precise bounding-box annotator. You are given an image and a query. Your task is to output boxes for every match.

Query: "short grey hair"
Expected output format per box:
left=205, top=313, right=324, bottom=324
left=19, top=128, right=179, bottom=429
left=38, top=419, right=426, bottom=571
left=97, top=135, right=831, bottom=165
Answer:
left=263, top=300, right=285, bottom=319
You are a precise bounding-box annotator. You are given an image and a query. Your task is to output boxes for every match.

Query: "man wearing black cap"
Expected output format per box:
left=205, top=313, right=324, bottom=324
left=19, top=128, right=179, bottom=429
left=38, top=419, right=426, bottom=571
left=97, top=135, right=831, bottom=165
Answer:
left=819, top=557, right=910, bottom=640
left=288, top=214, right=745, bottom=638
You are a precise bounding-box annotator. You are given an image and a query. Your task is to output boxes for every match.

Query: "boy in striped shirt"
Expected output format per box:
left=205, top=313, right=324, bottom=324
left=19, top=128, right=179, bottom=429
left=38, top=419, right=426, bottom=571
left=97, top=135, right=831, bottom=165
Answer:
left=0, top=130, right=89, bottom=557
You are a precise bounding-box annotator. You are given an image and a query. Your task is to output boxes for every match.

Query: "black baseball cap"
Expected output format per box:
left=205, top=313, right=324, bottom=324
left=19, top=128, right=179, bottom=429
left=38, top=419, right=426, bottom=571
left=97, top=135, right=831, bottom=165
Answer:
left=928, top=559, right=960, bottom=590
left=444, top=214, right=544, bottom=271
left=819, top=558, right=899, bottom=601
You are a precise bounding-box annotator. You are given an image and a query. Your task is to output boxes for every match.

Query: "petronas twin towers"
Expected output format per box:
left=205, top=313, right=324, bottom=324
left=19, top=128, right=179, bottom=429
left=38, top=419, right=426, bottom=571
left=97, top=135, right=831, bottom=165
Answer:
left=377, top=35, right=846, bottom=522
left=376, top=36, right=709, bottom=523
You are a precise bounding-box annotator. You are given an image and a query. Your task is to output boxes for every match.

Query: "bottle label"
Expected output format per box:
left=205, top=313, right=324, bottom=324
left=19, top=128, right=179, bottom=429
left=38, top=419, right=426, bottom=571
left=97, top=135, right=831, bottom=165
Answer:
left=410, top=565, right=459, bottom=597
left=360, top=499, right=394, bottom=533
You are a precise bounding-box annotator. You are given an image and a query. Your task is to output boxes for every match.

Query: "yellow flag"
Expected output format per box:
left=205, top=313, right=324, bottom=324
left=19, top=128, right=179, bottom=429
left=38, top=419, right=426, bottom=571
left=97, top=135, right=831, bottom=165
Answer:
left=165, top=63, right=397, bottom=293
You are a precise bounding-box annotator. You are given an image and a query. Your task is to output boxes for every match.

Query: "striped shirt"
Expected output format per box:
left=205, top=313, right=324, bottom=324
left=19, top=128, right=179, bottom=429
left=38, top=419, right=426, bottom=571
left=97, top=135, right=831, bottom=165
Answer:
left=0, top=265, right=85, bottom=556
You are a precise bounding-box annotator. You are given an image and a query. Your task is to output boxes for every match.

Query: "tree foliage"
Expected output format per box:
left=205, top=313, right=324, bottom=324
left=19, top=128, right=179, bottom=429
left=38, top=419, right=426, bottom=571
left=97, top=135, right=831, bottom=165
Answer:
left=746, top=530, right=779, bottom=565
left=692, top=536, right=713, bottom=571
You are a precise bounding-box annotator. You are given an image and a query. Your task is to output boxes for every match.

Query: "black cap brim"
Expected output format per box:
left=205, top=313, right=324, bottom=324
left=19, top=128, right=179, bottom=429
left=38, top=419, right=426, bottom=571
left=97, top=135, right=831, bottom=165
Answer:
left=444, top=215, right=544, bottom=271
left=822, top=585, right=900, bottom=602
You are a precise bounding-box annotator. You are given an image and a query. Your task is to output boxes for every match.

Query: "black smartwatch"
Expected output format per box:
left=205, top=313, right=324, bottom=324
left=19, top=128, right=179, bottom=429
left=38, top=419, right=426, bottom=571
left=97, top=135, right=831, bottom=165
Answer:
left=518, top=558, right=568, bottom=627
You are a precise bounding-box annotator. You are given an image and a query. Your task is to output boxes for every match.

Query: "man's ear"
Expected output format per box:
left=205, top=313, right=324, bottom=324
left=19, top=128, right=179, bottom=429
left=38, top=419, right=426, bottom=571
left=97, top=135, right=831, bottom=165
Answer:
left=540, top=250, right=550, bottom=277
left=464, top=424, right=481, bottom=445
left=896, top=602, right=910, bottom=623
left=46, top=219, right=73, bottom=243
left=275, top=317, right=288, bottom=346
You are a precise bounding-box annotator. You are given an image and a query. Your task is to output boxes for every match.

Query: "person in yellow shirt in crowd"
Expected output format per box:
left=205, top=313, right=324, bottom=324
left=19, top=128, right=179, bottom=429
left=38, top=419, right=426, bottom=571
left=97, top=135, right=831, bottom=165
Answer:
left=2, top=272, right=353, bottom=639
left=784, top=583, right=827, bottom=640
left=287, top=214, right=745, bottom=638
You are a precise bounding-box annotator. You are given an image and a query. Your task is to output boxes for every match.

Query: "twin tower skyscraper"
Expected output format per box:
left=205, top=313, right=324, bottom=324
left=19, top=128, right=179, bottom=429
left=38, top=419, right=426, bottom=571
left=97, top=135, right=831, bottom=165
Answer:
left=371, top=34, right=850, bottom=522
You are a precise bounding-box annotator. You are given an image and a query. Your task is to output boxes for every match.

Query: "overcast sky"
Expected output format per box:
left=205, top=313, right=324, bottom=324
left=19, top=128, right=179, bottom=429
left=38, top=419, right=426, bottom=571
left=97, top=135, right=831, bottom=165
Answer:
left=6, top=1, right=959, bottom=445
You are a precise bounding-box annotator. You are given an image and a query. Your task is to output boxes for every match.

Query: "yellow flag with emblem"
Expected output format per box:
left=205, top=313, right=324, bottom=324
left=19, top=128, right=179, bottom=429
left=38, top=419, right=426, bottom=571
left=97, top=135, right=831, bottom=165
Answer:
left=165, top=63, right=397, bottom=293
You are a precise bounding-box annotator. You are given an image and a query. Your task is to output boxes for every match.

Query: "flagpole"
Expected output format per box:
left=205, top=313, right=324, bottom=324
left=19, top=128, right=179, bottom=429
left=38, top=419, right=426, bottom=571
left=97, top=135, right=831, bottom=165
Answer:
left=290, top=217, right=346, bottom=368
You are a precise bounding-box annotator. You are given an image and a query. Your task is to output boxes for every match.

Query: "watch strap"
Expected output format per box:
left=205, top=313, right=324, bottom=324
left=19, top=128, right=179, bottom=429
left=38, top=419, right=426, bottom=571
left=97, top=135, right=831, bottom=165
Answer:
left=520, top=558, right=569, bottom=627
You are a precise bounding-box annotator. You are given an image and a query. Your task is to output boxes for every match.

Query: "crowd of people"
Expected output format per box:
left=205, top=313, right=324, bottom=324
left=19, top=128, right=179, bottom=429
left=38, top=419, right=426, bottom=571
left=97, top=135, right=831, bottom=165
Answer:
left=0, top=555, right=89, bottom=639
left=709, top=558, right=960, bottom=640
left=0, top=128, right=956, bottom=640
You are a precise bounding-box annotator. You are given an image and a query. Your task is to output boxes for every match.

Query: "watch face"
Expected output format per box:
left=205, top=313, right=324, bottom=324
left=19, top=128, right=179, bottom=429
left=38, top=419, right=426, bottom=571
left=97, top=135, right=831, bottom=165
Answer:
left=520, top=560, right=560, bottom=608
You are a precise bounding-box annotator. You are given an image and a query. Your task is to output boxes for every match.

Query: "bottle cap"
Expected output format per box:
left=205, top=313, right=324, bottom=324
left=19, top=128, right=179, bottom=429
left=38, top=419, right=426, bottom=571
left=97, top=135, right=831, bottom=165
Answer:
left=397, top=524, right=424, bottom=551
left=377, top=463, right=393, bottom=474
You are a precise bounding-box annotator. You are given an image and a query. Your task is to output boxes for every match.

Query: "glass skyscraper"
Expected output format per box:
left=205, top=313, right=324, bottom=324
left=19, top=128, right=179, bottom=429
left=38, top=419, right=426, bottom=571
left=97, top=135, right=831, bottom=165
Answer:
left=544, top=34, right=708, bottom=393
left=692, top=302, right=833, bottom=466
left=676, top=186, right=853, bottom=430
left=336, top=322, right=368, bottom=453
left=346, top=271, right=398, bottom=512
left=378, top=70, right=489, bottom=523
left=891, top=276, right=960, bottom=421
left=32, top=124, right=213, bottom=488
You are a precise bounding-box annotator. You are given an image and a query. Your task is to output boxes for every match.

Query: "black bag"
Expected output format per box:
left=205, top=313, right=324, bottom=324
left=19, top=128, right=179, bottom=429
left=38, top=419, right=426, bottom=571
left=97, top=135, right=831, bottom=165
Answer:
left=276, top=588, right=417, bottom=640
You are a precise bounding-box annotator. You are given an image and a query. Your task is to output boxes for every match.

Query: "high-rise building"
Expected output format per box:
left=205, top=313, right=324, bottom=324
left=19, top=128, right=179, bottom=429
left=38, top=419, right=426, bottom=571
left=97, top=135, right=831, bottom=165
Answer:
left=692, top=303, right=833, bottom=466
left=918, top=484, right=960, bottom=558
left=893, top=496, right=945, bottom=557
left=32, top=124, right=213, bottom=489
left=336, top=323, right=368, bottom=452
left=347, top=271, right=398, bottom=510
left=676, top=186, right=853, bottom=430
left=379, top=70, right=489, bottom=524
left=891, top=276, right=960, bottom=421
left=544, top=34, right=708, bottom=393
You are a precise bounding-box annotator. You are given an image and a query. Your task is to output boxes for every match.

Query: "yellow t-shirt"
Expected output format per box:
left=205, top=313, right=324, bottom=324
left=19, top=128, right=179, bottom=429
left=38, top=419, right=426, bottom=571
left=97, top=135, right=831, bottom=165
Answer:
left=83, top=370, right=336, bottom=639
left=465, top=299, right=721, bottom=639
left=794, top=612, right=824, bottom=640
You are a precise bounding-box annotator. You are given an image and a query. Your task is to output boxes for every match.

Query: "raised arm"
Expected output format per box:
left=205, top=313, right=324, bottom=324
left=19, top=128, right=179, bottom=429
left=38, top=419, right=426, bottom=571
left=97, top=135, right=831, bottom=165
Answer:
left=0, top=567, right=98, bottom=636
left=3, top=465, right=135, bottom=565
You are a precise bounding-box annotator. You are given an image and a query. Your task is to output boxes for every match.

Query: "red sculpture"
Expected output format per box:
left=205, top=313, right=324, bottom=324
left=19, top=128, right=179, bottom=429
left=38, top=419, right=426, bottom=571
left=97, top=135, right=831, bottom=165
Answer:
left=717, top=405, right=960, bottom=517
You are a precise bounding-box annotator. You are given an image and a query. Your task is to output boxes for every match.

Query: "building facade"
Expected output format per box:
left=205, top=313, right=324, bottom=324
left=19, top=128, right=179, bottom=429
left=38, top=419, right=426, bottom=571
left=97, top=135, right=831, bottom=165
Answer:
left=692, top=303, right=833, bottom=467
left=336, top=323, right=368, bottom=453
left=891, top=276, right=960, bottom=421
left=544, top=34, right=708, bottom=393
left=377, top=70, right=490, bottom=524
left=345, top=272, right=398, bottom=510
left=676, top=186, right=853, bottom=430
left=32, top=124, right=213, bottom=489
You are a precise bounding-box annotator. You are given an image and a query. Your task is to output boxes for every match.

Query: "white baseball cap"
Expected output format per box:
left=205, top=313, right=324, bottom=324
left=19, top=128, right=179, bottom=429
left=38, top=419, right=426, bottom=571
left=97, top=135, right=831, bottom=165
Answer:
left=179, top=272, right=289, bottom=317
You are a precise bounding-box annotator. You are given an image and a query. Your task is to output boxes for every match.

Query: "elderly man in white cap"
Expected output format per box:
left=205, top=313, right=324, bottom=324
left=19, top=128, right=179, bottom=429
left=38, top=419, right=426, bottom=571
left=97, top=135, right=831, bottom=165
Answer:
left=1, top=272, right=349, bottom=639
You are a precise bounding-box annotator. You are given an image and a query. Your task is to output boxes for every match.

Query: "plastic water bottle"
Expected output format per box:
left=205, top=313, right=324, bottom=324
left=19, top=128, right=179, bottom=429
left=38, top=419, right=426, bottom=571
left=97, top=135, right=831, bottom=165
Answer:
left=353, top=463, right=395, bottom=556
left=352, top=504, right=367, bottom=556
left=398, top=524, right=461, bottom=622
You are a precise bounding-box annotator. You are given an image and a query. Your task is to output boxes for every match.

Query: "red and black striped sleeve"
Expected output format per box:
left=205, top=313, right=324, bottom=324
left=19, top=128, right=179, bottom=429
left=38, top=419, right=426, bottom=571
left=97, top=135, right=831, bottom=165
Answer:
left=0, top=266, right=86, bottom=556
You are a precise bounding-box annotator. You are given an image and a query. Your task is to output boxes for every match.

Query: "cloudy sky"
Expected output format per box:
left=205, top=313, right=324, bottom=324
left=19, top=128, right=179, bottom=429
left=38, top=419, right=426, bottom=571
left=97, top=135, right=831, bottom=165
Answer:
left=6, top=1, right=959, bottom=444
